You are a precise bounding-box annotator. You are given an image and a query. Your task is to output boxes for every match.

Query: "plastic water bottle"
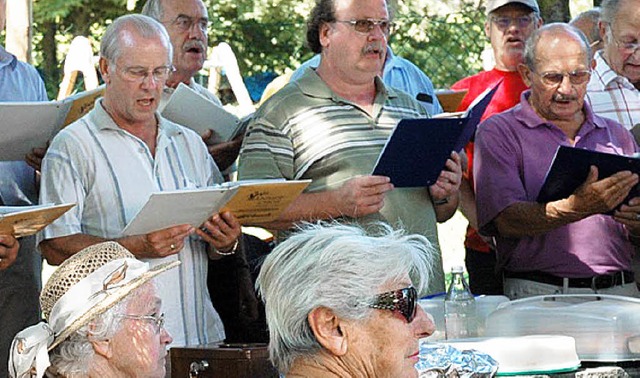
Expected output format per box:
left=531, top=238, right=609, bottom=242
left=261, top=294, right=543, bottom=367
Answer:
left=444, top=265, right=477, bottom=339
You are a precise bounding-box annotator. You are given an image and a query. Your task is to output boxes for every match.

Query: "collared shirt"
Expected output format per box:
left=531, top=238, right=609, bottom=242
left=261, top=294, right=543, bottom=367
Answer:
left=238, top=69, right=446, bottom=295
left=40, top=100, right=225, bottom=346
left=475, top=90, right=637, bottom=277
left=586, top=50, right=640, bottom=129
left=0, top=46, right=48, bottom=375
left=0, top=46, right=48, bottom=103
left=290, top=47, right=443, bottom=116
left=452, top=68, right=530, bottom=253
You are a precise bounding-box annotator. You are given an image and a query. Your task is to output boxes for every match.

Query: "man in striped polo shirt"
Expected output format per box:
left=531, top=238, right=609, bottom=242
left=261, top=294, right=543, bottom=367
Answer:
left=238, top=0, right=463, bottom=295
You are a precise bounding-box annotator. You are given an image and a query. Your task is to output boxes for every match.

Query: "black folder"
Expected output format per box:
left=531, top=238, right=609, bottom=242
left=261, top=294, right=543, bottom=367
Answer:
left=537, top=145, right=640, bottom=206
left=372, top=83, right=499, bottom=188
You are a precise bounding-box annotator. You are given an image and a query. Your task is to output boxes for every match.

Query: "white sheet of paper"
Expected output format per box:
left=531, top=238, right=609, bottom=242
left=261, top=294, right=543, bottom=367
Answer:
left=161, top=83, right=241, bottom=142
left=0, top=101, right=71, bottom=161
left=122, top=187, right=240, bottom=236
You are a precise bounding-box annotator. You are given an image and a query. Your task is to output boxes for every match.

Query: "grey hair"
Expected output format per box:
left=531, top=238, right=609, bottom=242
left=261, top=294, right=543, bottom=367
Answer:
left=141, top=0, right=164, bottom=21
left=48, top=300, right=127, bottom=375
left=100, top=14, right=173, bottom=63
left=524, top=23, right=592, bottom=70
left=48, top=282, right=155, bottom=375
left=569, top=8, right=601, bottom=44
left=256, top=221, right=434, bottom=374
left=600, top=0, right=623, bottom=24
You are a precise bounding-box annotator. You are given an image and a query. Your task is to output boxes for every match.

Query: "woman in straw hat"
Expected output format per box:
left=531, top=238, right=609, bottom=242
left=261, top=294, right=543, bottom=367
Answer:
left=9, top=241, right=178, bottom=377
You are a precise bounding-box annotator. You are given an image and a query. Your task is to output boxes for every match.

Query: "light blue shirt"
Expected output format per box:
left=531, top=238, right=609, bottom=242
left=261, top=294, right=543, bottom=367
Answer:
left=0, top=46, right=47, bottom=103
left=290, top=47, right=443, bottom=116
left=0, top=46, right=48, bottom=375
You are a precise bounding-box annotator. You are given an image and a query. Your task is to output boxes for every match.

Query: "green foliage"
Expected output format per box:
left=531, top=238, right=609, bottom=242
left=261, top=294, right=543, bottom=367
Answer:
left=27, top=0, right=487, bottom=99
left=391, top=1, right=487, bottom=88
left=205, top=0, right=311, bottom=77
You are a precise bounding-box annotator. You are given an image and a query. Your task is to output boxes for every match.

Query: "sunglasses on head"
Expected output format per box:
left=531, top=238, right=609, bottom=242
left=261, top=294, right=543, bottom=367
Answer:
left=368, top=286, right=417, bottom=323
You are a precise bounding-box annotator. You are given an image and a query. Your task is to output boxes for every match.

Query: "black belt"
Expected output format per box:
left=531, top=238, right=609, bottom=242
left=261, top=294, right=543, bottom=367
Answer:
left=504, top=270, right=635, bottom=290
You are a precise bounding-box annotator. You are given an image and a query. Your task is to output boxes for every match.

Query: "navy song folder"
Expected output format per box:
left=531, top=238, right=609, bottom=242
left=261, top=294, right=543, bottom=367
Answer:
left=372, top=83, right=499, bottom=188
left=537, top=145, right=640, bottom=208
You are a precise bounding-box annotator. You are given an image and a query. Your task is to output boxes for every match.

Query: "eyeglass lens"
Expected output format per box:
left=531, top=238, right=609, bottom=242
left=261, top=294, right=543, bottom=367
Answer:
left=492, top=15, right=533, bottom=29
left=540, top=70, right=591, bottom=85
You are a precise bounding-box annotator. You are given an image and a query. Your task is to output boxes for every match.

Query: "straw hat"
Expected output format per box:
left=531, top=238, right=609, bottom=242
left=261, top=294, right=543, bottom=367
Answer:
left=9, top=241, right=179, bottom=378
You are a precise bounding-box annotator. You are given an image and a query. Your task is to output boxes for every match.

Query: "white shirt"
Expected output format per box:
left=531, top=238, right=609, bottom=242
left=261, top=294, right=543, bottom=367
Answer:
left=586, top=50, right=640, bottom=129
left=40, top=100, right=225, bottom=346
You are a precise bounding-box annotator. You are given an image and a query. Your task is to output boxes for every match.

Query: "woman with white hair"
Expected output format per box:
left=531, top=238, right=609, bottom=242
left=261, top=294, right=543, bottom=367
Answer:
left=9, top=241, right=176, bottom=377
left=257, top=222, right=436, bottom=377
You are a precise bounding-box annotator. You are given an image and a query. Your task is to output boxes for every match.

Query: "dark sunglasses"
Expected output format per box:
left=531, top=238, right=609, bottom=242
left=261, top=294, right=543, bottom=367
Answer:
left=368, top=286, right=417, bottom=323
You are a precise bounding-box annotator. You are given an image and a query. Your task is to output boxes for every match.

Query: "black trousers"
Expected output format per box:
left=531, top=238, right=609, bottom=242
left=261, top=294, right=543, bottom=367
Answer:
left=464, top=246, right=504, bottom=295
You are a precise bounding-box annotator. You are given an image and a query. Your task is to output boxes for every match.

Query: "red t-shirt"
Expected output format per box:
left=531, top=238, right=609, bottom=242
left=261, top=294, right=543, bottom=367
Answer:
left=451, top=69, right=529, bottom=252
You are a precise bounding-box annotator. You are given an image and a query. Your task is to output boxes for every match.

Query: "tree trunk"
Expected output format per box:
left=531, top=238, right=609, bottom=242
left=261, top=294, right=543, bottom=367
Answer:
left=5, top=0, right=31, bottom=62
left=539, top=0, right=571, bottom=22
left=41, top=21, right=59, bottom=97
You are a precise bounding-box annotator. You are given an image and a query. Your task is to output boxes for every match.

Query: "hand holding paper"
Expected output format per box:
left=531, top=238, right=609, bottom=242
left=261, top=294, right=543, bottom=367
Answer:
left=429, top=151, right=463, bottom=203
left=333, top=175, right=394, bottom=218
left=129, top=224, right=195, bottom=259
left=196, top=211, right=242, bottom=254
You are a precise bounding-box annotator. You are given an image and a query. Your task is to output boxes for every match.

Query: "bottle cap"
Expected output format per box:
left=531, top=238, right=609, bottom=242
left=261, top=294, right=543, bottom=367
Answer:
left=451, top=265, right=464, bottom=273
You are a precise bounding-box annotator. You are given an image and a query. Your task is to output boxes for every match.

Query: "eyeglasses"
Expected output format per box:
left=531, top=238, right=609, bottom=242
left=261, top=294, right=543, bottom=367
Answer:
left=335, top=19, right=394, bottom=35
left=532, top=69, right=592, bottom=86
left=116, top=64, right=175, bottom=83
left=490, top=14, right=534, bottom=29
left=117, top=312, right=165, bottom=334
left=606, top=25, right=640, bottom=54
left=165, top=15, right=210, bottom=34
left=368, top=286, right=417, bottom=323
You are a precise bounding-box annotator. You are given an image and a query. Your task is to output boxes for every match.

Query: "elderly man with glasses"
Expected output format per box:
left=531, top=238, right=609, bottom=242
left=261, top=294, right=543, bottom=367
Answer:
left=586, top=0, right=640, bottom=130
left=238, top=0, right=463, bottom=296
left=450, top=0, right=542, bottom=297
left=474, top=23, right=640, bottom=300
left=38, top=14, right=242, bottom=347
left=142, top=0, right=243, bottom=175
left=586, top=0, right=640, bottom=131
left=256, top=222, right=436, bottom=377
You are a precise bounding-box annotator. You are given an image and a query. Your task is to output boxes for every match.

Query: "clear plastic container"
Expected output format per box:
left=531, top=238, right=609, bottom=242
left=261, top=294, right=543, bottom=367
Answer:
left=484, top=294, right=640, bottom=362
left=419, top=295, right=509, bottom=341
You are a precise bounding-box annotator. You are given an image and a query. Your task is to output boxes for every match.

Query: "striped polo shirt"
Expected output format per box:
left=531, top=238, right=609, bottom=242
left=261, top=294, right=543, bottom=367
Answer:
left=239, top=69, right=446, bottom=294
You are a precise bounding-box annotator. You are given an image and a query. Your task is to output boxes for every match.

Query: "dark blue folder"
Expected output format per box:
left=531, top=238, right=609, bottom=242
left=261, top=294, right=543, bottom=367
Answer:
left=537, top=145, right=640, bottom=207
left=372, top=84, right=499, bottom=188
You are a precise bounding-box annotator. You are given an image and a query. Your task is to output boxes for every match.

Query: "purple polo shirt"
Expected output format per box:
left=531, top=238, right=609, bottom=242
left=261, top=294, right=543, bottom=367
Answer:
left=474, top=90, right=638, bottom=277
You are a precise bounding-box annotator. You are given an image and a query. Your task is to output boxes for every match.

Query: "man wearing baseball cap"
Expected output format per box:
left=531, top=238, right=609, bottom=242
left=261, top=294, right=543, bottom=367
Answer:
left=451, top=0, right=542, bottom=295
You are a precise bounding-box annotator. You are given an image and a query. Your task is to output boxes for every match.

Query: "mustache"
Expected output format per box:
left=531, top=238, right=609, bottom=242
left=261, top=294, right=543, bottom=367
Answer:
left=553, top=93, right=579, bottom=102
left=183, top=40, right=206, bottom=52
left=363, top=42, right=384, bottom=55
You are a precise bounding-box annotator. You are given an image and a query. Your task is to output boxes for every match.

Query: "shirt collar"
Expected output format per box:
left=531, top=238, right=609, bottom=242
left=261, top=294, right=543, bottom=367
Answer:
left=296, top=68, right=397, bottom=101
left=91, top=98, right=183, bottom=138
left=515, top=90, right=606, bottom=131
left=0, top=46, right=18, bottom=70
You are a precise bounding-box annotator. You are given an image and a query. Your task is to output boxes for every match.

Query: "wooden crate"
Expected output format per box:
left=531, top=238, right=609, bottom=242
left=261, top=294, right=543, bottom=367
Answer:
left=169, top=343, right=278, bottom=378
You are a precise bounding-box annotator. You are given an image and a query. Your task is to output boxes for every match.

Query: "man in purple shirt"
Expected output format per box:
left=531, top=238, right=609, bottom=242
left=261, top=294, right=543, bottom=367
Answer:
left=475, top=23, right=640, bottom=299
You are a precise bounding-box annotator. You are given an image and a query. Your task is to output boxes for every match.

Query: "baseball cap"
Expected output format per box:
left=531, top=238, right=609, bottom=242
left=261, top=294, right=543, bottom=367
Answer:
left=485, top=0, right=540, bottom=15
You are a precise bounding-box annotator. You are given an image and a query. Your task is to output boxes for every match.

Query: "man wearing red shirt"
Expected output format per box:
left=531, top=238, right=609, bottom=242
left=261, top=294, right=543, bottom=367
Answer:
left=451, top=0, right=542, bottom=294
